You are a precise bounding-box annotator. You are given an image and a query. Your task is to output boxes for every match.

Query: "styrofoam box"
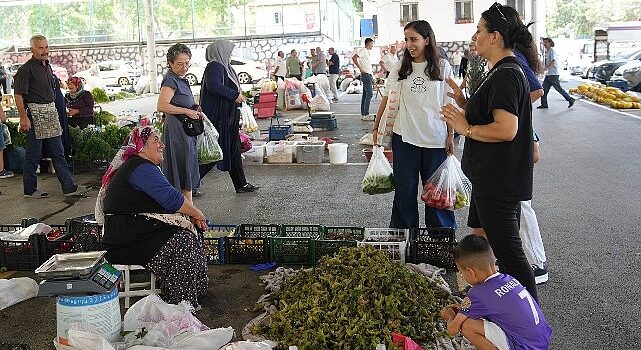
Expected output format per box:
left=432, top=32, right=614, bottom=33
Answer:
left=243, top=141, right=267, bottom=164
left=265, top=141, right=299, bottom=164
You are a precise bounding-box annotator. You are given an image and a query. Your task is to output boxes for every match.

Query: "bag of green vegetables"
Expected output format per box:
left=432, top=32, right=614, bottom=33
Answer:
left=361, top=145, right=394, bottom=194
left=196, top=117, right=223, bottom=165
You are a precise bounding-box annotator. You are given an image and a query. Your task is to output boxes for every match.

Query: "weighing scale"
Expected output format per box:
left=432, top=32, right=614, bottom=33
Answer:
left=35, top=251, right=122, bottom=297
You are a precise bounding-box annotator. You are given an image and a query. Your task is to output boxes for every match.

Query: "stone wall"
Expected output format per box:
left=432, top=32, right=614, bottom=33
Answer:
left=0, top=35, right=326, bottom=78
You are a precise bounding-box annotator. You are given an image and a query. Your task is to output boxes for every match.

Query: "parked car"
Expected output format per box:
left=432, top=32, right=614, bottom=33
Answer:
left=7, top=62, right=68, bottom=86
left=613, top=60, right=641, bottom=88
left=75, top=60, right=140, bottom=86
left=185, top=57, right=268, bottom=86
left=588, top=50, right=641, bottom=83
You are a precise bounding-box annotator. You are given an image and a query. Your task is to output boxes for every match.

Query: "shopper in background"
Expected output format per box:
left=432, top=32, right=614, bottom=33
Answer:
left=328, top=47, right=340, bottom=103
left=157, top=43, right=202, bottom=201
left=380, top=44, right=399, bottom=78
left=199, top=39, right=258, bottom=193
left=353, top=37, right=375, bottom=121
left=538, top=37, right=575, bottom=109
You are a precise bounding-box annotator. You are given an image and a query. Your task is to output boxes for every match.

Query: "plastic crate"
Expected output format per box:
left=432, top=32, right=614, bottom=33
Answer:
left=204, top=224, right=237, bottom=238
left=65, top=214, right=103, bottom=252
left=269, top=237, right=312, bottom=265
left=258, top=92, right=278, bottom=103
left=363, top=228, right=409, bottom=242
left=295, top=141, right=326, bottom=164
left=312, top=239, right=357, bottom=263
left=268, top=125, right=292, bottom=141
left=224, top=237, right=268, bottom=264
left=409, top=227, right=457, bottom=269
left=237, top=224, right=281, bottom=238
left=309, top=117, right=337, bottom=131
left=322, top=226, right=365, bottom=241
left=0, top=223, right=71, bottom=271
left=203, top=237, right=224, bottom=265
left=265, top=141, right=297, bottom=163
left=358, top=241, right=407, bottom=263
left=243, top=141, right=266, bottom=164
left=280, top=224, right=323, bottom=239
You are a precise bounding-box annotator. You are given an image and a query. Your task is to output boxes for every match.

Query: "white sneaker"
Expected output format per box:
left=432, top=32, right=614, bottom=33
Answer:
left=361, top=115, right=375, bottom=121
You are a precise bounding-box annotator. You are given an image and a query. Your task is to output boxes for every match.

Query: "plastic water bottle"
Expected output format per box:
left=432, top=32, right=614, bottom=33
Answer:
left=375, top=344, right=386, bottom=350
left=288, top=347, right=298, bottom=350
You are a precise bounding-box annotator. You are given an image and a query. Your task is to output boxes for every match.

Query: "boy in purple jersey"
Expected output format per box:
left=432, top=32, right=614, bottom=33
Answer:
left=441, top=235, right=552, bottom=350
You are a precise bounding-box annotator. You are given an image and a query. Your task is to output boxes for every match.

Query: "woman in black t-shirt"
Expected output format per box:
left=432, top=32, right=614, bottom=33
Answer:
left=440, top=3, right=538, bottom=300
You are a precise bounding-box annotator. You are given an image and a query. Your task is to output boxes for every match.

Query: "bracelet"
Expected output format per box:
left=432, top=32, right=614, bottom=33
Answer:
left=466, top=125, right=473, bottom=138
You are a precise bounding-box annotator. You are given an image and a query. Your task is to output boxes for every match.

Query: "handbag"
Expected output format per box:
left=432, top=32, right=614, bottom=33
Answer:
left=169, top=103, right=205, bottom=137
left=175, top=114, right=204, bottom=137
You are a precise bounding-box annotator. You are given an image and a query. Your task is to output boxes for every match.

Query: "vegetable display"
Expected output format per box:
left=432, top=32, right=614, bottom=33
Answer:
left=251, top=246, right=451, bottom=349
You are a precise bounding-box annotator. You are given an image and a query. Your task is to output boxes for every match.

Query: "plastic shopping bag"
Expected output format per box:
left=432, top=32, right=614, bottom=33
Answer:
left=361, top=146, right=395, bottom=195
left=420, top=155, right=472, bottom=210
left=240, top=102, right=258, bottom=133
left=392, top=333, right=424, bottom=350
left=375, top=80, right=401, bottom=148
left=239, top=130, right=253, bottom=153
left=197, top=117, right=223, bottom=165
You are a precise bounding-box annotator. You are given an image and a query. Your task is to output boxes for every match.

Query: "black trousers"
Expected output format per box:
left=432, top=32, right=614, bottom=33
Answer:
left=468, top=193, right=538, bottom=301
left=199, top=127, right=247, bottom=191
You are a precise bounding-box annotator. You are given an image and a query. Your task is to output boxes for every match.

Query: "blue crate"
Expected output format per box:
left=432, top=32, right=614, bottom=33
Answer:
left=269, top=125, right=291, bottom=141
left=309, top=117, right=337, bottom=131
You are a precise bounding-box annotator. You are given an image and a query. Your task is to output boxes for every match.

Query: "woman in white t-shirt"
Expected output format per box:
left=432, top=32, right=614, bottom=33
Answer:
left=373, top=20, right=456, bottom=229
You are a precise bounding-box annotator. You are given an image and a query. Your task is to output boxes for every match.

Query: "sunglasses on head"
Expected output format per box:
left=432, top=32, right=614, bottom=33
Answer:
left=492, top=2, right=507, bottom=22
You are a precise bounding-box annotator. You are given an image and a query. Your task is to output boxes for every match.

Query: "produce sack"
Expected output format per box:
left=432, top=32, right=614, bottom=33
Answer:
left=309, top=87, right=330, bottom=111
left=375, top=80, right=400, bottom=148
left=284, top=78, right=303, bottom=110
left=240, top=102, right=258, bottom=133
left=420, top=155, right=472, bottom=210
left=196, top=117, right=223, bottom=165
left=361, top=145, right=395, bottom=195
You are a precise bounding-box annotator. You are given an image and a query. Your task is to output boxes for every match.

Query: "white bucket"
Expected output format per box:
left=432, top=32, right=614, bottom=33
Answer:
left=56, top=288, right=121, bottom=346
left=328, top=143, right=348, bottom=164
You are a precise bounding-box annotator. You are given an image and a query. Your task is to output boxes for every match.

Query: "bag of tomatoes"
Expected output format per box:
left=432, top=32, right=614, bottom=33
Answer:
left=420, top=155, right=472, bottom=210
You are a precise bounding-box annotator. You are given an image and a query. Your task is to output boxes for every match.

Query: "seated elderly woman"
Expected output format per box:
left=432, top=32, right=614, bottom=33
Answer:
left=96, top=126, right=208, bottom=308
left=65, top=76, right=95, bottom=129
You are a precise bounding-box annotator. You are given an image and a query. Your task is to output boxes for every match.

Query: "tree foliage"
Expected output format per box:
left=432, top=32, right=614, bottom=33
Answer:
left=547, top=0, right=641, bottom=38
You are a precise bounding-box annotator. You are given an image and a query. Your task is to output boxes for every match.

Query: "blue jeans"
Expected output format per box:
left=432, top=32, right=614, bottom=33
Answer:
left=541, top=75, right=573, bottom=107
left=23, top=128, right=76, bottom=195
left=360, top=73, right=373, bottom=116
left=389, top=133, right=456, bottom=229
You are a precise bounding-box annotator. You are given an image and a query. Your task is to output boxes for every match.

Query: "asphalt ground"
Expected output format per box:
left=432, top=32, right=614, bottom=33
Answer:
left=1, top=78, right=641, bottom=349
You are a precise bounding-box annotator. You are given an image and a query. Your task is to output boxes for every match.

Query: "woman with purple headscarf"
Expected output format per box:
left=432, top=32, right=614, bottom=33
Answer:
left=198, top=39, right=258, bottom=193
left=97, top=126, right=209, bottom=308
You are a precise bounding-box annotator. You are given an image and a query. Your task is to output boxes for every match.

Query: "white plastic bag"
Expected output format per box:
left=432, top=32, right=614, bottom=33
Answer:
left=0, top=277, right=39, bottom=310
left=310, top=88, right=330, bottom=111
left=361, top=146, right=395, bottom=195
left=123, top=294, right=208, bottom=332
left=197, top=118, right=223, bottom=165
left=221, top=340, right=275, bottom=350
left=175, top=328, right=234, bottom=349
left=67, top=325, right=116, bottom=350
left=420, top=155, right=472, bottom=210
left=240, top=102, right=258, bottom=133
left=359, top=133, right=374, bottom=146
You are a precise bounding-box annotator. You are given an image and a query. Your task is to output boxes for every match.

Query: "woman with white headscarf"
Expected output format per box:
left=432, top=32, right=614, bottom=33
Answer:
left=198, top=39, right=258, bottom=193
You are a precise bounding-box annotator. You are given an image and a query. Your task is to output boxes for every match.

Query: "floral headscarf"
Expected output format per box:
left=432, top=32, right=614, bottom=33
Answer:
left=95, top=126, right=155, bottom=223
left=67, top=76, right=85, bottom=99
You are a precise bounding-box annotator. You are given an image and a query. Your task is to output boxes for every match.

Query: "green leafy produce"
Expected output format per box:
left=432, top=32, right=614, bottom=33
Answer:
left=91, top=87, right=110, bottom=103
left=4, top=120, right=26, bottom=148
left=94, top=110, right=117, bottom=126
left=362, top=173, right=395, bottom=195
left=197, top=140, right=223, bottom=165
left=69, top=125, right=131, bottom=165
left=254, top=246, right=451, bottom=349
left=114, top=91, right=136, bottom=100
left=103, top=124, right=131, bottom=148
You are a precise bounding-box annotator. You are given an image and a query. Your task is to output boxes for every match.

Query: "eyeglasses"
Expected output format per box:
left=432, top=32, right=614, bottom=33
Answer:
left=492, top=2, right=507, bottom=22
left=173, top=62, right=191, bottom=68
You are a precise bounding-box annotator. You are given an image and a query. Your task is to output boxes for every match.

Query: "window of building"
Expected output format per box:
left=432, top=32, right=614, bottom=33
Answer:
left=506, top=0, right=525, bottom=18
left=455, top=0, right=474, bottom=24
left=400, top=3, right=418, bottom=26
left=274, top=12, right=281, bottom=24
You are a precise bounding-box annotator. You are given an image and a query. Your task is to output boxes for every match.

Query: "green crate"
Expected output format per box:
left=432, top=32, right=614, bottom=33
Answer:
left=322, top=226, right=365, bottom=241
left=312, top=239, right=358, bottom=263
left=224, top=237, right=268, bottom=264
left=280, top=224, right=322, bottom=239
left=237, top=224, right=280, bottom=238
left=269, top=237, right=312, bottom=265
